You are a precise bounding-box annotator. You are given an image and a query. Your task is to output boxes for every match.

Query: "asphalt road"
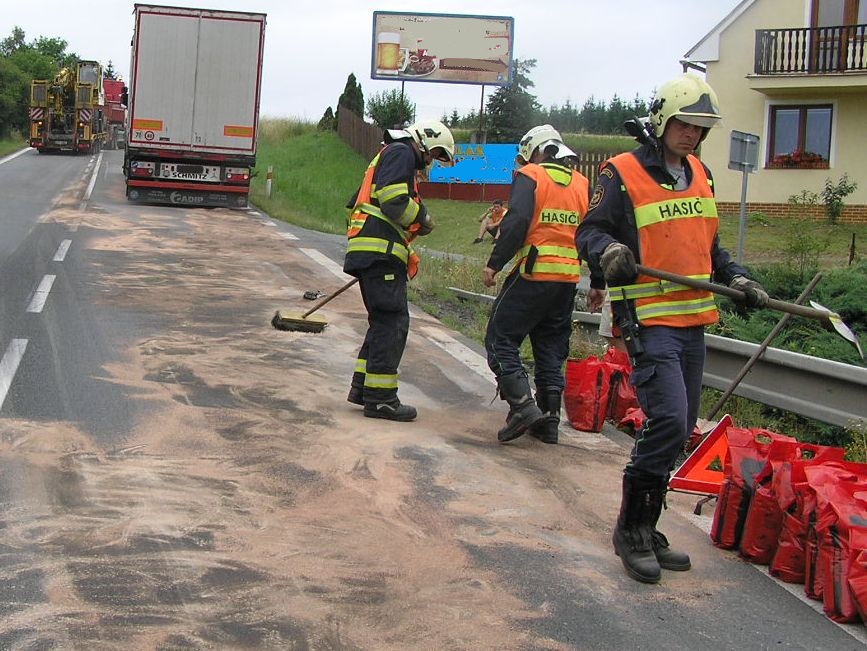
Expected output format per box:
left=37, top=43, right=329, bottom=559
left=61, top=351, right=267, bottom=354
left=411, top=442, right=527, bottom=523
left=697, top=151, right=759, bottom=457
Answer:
left=0, top=148, right=864, bottom=650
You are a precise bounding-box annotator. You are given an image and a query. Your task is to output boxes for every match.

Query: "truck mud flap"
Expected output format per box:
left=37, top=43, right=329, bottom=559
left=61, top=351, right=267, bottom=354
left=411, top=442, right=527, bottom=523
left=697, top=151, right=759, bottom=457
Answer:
left=127, top=186, right=248, bottom=208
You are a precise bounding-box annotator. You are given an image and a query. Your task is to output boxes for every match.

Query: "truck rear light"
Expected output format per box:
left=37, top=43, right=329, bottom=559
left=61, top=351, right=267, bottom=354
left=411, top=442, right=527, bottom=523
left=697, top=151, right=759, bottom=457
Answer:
left=225, top=167, right=250, bottom=182
left=131, top=161, right=155, bottom=177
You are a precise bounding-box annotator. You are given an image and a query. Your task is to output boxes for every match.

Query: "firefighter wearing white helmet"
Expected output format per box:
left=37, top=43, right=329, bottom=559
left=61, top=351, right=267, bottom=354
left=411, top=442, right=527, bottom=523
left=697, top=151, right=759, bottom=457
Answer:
left=482, top=125, right=590, bottom=445
left=516, top=124, right=577, bottom=165
left=343, top=118, right=454, bottom=422
left=578, top=73, right=769, bottom=584
left=408, top=119, right=455, bottom=165
left=648, top=73, right=721, bottom=141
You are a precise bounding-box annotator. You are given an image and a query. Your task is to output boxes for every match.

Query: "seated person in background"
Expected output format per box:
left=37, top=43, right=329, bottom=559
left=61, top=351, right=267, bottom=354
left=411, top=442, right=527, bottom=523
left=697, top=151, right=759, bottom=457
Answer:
left=473, top=200, right=507, bottom=243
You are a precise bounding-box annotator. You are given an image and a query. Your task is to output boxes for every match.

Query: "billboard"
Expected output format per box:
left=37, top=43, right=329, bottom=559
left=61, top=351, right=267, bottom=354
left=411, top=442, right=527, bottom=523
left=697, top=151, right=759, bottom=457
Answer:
left=371, top=11, right=514, bottom=87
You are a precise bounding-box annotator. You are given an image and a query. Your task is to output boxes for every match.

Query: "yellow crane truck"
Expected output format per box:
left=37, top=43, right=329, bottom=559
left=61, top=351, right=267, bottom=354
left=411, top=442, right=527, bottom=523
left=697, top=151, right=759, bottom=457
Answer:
left=29, top=60, right=107, bottom=154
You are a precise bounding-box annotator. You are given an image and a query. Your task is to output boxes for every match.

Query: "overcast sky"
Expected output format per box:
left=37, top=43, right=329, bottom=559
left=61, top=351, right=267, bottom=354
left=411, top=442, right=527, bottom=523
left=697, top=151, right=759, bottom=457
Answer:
left=3, top=1, right=737, bottom=122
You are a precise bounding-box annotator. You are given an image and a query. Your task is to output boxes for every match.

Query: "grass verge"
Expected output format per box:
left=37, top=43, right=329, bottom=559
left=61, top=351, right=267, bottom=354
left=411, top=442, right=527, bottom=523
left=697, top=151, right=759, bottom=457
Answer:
left=0, top=136, right=27, bottom=158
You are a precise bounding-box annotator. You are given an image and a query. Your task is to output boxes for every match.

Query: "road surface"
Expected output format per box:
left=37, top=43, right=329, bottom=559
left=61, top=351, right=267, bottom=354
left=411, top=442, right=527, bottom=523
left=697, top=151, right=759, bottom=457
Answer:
left=0, top=148, right=864, bottom=650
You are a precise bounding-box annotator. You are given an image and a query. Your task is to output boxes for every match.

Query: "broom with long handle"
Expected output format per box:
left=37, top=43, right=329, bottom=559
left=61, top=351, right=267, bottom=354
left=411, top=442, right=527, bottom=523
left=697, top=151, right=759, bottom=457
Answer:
left=271, top=278, right=359, bottom=333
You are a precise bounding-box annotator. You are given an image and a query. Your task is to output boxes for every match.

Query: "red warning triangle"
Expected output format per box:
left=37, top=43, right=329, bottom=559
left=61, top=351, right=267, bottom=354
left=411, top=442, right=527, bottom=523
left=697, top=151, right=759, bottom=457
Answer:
left=669, top=414, right=733, bottom=495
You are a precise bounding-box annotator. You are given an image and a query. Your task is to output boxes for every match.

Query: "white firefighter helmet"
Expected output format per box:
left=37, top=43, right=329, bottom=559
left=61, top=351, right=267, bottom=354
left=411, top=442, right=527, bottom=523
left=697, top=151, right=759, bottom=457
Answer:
left=648, top=73, right=721, bottom=140
left=408, top=119, right=455, bottom=163
left=517, top=124, right=576, bottom=164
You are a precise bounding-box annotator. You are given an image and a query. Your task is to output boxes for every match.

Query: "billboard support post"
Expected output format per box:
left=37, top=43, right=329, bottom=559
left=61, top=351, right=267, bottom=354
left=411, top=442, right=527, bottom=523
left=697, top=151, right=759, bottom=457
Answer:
left=478, top=84, right=486, bottom=144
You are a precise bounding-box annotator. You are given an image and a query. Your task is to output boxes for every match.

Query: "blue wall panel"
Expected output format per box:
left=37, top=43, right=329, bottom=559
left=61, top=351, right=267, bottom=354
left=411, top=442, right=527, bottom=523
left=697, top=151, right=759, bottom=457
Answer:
left=429, top=143, right=518, bottom=185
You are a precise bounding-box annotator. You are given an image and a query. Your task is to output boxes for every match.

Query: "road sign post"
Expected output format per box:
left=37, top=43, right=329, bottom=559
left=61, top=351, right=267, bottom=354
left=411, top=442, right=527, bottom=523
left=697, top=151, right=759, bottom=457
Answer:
left=728, top=130, right=760, bottom=264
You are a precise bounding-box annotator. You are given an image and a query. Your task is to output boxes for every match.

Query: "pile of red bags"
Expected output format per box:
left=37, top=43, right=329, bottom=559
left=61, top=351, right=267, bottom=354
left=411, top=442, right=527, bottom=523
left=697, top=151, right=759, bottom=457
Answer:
left=563, top=348, right=638, bottom=433
left=709, top=425, right=867, bottom=624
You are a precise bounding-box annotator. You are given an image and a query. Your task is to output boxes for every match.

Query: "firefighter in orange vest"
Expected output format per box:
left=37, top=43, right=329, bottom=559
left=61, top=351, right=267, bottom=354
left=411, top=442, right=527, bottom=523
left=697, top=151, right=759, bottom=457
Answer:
left=483, top=125, right=590, bottom=444
left=344, top=119, right=455, bottom=422
left=577, top=74, right=769, bottom=584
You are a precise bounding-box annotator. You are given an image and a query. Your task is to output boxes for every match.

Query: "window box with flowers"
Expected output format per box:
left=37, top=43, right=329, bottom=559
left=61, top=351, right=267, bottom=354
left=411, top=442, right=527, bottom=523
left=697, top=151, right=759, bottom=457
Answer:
left=766, top=150, right=828, bottom=169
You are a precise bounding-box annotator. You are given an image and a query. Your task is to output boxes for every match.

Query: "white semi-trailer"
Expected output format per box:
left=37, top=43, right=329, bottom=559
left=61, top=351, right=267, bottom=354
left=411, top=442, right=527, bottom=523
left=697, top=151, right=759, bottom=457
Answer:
left=124, top=4, right=266, bottom=208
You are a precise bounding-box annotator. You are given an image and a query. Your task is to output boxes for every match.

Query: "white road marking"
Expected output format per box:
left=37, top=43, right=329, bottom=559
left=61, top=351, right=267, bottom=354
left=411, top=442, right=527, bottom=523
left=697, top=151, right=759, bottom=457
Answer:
left=0, top=148, right=32, bottom=166
left=418, top=325, right=493, bottom=384
left=278, top=231, right=299, bottom=241
left=26, top=275, right=56, bottom=313
left=53, top=239, right=72, bottom=261
left=0, top=339, right=28, bottom=411
left=300, top=248, right=349, bottom=281
left=79, top=151, right=103, bottom=210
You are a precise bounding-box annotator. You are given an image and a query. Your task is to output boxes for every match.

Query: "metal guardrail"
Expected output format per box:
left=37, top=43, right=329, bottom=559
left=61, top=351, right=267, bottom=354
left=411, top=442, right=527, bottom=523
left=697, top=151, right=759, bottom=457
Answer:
left=449, top=287, right=867, bottom=429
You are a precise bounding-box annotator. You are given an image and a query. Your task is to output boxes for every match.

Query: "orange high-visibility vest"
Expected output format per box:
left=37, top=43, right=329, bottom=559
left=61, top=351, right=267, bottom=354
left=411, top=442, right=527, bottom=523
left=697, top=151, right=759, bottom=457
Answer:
left=490, top=204, right=506, bottom=225
left=514, top=162, right=588, bottom=283
left=607, top=152, right=719, bottom=327
left=347, top=148, right=421, bottom=278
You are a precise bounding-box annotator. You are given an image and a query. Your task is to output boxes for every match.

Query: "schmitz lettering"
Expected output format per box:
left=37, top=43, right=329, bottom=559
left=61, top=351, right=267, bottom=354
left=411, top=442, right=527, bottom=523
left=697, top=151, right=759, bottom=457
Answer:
left=540, top=209, right=580, bottom=225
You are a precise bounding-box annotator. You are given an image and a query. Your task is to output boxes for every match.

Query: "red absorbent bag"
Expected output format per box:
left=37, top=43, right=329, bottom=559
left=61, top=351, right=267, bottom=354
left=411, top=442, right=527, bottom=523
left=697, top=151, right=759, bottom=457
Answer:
left=740, top=443, right=845, bottom=565
left=710, top=427, right=796, bottom=550
left=772, top=510, right=810, bottom=584
left=564, top=356, right=610, bottom=433
left=813, top=476, right=867, bottom=621
left=803, top=463, right=867, bottom=602
left=847, top=529, right=867, bottom=623
left=618, top=407, right=645, bottom=433
left=770, top=457, right=851, bottom=583
left=601, top=348, right=638, bottom=426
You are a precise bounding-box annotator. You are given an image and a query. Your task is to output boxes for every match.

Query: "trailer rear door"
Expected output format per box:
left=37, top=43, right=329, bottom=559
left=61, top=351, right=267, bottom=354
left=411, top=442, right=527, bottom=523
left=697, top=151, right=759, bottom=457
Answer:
left=129, top=6, right=264, bottom=155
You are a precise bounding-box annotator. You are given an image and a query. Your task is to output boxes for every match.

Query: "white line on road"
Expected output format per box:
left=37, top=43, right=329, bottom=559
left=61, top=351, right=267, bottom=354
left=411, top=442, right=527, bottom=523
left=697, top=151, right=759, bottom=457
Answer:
left=278, top=231, right=299, bottom=241
left=0, top=148, right=32, bottom=166
left=79, top=151, right=103, bottom=210
left=0, top=339, right=28, bottom=411
left=419, top=325, right=494, bottom=385
left=26, top=275, right=56, bottom=313
left=300, top=248, right=350, bottom=281
left=53, top=239, right=72, bottom=261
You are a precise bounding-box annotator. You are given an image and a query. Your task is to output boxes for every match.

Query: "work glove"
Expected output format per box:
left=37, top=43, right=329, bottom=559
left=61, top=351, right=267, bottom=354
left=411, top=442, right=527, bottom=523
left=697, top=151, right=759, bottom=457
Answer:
left=600, top=242, right=637, bottom=286
left=729, top=275, right=769, bottom=308
left=415, top=211, right=435, bottom=236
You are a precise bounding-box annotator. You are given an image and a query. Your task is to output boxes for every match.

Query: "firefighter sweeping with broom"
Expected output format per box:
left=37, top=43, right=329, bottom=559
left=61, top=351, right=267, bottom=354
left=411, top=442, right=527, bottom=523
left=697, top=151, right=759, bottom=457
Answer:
left=343, top=119, right=455, bottom=422
left=577, top=74, right=770, bottom=584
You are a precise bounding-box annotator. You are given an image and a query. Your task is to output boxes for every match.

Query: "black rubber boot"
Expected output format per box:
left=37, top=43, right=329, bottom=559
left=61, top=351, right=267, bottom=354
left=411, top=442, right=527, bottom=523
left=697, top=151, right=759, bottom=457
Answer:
left=530, top=386, right=560, bottom=444
left=612, top=473, right=661, bottom=584
left=364, top=399, right=417, bottom=422
left=347, top=386, right=364, bottom=406
left=496, top=371, right=545, bottom=442
left=647, top=477, right=691, bottom=571
left=347, top=372, right=365, bottom=405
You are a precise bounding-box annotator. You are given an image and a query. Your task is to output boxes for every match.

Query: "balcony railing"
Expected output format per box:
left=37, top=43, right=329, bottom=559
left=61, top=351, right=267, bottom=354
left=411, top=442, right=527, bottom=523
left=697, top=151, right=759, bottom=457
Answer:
left=755, top=24, right=867, bottom=74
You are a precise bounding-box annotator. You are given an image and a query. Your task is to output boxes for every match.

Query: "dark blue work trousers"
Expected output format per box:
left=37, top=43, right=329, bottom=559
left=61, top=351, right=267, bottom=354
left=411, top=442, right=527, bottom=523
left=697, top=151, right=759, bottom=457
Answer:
left=484, top=272, right=577, bottom=390
left=355, top=263, right=409, bottom=404
left=627, top=324, right=706, bottom=479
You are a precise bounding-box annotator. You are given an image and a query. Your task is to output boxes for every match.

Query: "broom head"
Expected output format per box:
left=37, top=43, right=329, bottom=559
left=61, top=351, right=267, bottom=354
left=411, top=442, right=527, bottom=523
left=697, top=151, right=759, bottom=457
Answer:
left=271, top=310, right=328, bottom=333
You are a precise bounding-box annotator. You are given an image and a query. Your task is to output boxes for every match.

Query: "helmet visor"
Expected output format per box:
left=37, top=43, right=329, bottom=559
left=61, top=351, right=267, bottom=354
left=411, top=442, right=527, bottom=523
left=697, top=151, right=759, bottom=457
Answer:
left=430, top=146, right=454, bottom=166
left=537, top=139, right=577, bottom=160
left=676, top=114, right=720, bottom=129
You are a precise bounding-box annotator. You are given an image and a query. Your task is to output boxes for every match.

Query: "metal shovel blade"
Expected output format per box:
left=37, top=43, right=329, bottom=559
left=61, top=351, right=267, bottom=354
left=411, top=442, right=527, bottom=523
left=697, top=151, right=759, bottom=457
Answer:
left=809, top=300, right=864, bottom=360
